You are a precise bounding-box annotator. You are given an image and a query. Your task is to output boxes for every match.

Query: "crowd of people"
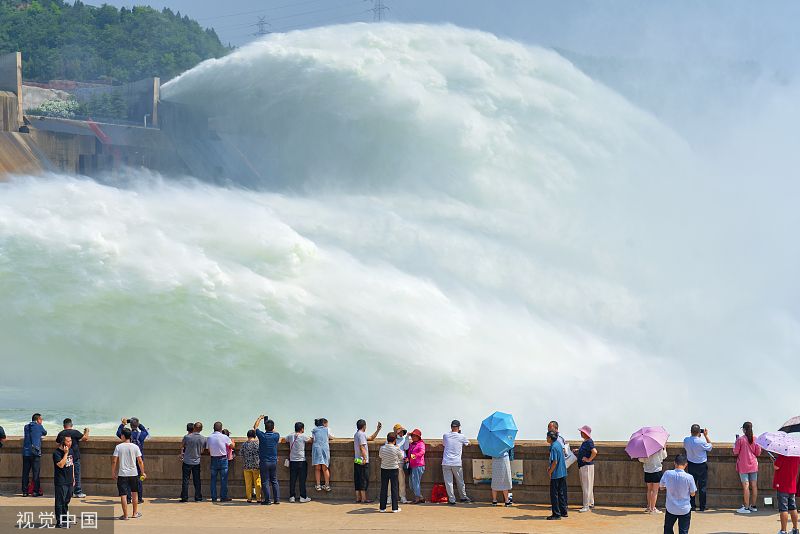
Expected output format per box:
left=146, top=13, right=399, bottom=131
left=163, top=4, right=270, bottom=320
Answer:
left=4, top=414, right=799, bottom=534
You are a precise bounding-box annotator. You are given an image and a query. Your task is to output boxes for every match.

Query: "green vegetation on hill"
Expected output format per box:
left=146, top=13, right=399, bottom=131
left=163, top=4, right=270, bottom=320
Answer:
left=0, top=0, right=231, bottom=83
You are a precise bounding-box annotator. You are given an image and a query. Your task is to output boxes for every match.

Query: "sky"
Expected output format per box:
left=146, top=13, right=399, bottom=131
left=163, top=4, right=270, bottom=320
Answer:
left=81, top=0, right=800, bottom=72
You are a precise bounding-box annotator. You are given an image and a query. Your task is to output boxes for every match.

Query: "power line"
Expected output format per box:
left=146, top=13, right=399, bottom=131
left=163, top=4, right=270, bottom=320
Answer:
left=235, top=8, right=369, bottom=38
left=197, top=0, right=328, bottom=21
left=369, top=0, right=389, bottom=22
left=212, top=1, right=364, bottom=32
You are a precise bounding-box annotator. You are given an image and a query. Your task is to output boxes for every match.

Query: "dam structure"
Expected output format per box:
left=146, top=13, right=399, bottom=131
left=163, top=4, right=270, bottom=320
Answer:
left=0, top=51, right=256, bottom=182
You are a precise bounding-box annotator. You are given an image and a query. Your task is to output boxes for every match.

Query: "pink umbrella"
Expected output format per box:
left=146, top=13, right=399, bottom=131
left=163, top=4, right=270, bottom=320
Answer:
left=756, top=432, right=800, bottom=457
left=626, top=426, right=670, bottom=459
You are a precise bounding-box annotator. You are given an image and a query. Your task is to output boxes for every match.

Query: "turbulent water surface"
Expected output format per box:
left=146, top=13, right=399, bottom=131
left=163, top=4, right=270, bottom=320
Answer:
left=1, top=24, right=798, bottom=438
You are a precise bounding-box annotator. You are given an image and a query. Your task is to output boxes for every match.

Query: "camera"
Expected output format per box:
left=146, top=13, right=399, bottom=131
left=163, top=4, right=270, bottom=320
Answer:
left=126, top=419, right=131, bottom=424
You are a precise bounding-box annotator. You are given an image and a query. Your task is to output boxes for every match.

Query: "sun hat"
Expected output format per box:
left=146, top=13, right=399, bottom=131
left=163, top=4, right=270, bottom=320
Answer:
left=410, top=428, right=422, bottom=438
left=393, top=424, right=405, bottom=434
left=578, top=425, right=593, bottom=438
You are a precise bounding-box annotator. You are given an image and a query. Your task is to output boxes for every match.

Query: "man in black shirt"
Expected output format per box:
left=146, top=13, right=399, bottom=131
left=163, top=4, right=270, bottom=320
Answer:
left=53, top=435, right=75, bottom=528
left=56, top=418, right=89, bottom=499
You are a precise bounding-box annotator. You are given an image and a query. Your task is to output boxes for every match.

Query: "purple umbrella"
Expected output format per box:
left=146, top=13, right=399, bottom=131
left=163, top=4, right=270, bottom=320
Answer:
left=626, top=426, right=670, bottom=459
left=756, top=432, right=800, bottom=457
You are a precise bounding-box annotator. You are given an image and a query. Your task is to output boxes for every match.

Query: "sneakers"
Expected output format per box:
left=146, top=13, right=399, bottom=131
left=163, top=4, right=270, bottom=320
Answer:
left=75, top=493, right=87, bottom=498
left=504, top=501, right=512, bottom=507
left=750, top=506, right=758, bottom=512
left=392, top=508, right=401, bottom=513
left=546, top=515, right=561, bottom=521
left=289, top=497, right=295, bottom=503
left=736, top=506, right=751, bottom=514
left=323, top=485, right=332, bottom=492
left=652, top=508, right=663, bottom=514
left=460, top=497, right=472, bottom=503
left=299, top=497, right=311, bottom=503
left=579, top=506, right=591, bottom=513
left=315, top=485, right=322, bottom=491
left=379, top=508, right=387, bottom=513
left=400, top=497, right=409, bottom=504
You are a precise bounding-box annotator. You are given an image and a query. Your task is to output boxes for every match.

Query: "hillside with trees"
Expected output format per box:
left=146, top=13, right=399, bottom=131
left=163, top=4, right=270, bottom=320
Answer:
left=0, top=0, right=231, bottom=83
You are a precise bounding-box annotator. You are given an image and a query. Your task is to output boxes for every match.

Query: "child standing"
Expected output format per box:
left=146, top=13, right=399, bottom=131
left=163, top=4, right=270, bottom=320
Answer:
left=312, top=418, right=333, bottom=492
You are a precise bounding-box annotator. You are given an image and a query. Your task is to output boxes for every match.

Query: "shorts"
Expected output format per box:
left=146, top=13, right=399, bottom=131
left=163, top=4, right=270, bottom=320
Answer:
left=778, top=492, right=797, bottom=513
left=738, top=471, right=757, bottom=483
left=117, top=476, right=139, bottom=496
left=644, top=471, right=663, bottom=484
left=353, top=462, right=369, bottom=491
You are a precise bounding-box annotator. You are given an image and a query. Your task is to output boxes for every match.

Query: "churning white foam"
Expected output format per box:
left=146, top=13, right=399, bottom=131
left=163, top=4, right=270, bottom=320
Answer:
left=2, top=24, right=797, bottom=438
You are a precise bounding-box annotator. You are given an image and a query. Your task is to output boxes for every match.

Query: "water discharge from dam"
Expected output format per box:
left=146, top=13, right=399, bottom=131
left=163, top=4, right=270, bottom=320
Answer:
left=1, top=24, right=798, bottom=438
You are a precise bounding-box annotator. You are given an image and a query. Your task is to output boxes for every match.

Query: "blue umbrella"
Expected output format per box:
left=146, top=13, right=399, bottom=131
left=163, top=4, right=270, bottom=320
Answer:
left=478, top=411, right=518, bottom=457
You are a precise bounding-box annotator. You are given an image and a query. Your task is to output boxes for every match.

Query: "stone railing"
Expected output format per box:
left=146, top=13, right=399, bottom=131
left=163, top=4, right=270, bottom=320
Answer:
left=0, top=437, right=774, bottom=508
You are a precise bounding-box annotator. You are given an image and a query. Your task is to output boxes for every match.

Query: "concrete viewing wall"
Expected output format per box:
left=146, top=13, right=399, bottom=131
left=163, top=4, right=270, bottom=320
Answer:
left=0, top=437, right=775, bottom=508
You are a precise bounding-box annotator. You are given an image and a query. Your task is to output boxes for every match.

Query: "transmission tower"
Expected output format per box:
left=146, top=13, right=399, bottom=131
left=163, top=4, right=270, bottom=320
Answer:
left=369, top=0, right=389, bottom=22
left=254, top=16, right=271, bottom=36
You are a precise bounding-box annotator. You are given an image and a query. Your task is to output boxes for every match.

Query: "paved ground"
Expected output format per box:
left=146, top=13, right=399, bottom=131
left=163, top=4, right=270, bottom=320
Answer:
left=0, top=495, right=783, bottom=533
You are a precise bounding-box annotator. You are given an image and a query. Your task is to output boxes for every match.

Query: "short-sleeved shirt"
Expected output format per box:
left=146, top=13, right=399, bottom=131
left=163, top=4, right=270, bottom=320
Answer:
left=773, top=455, right=800, bottom=494
left=354, top=430, right=369, bottom=463
left=56, top=429, right=84, bottom=460
left=255, top=430, right=280, bottom=463
left=240, top=440, right=260, bottom=470
left=660, top=468, right=697, bottom=515
left=182, top=433, right=207, bottom=466
left=733, top=435, right=761, bottom=474
left=207, top=431, right=232, bottom=458
left=442, top=432, right=470, bottom=466
left=379, top=443, right=405, bottom=469
left=286, top=433, right=310, bottom=462
left=113, top=442, right=142, bottom=477
left=549, top=440, right=567, bottom=479
left=53, top=448, right=74, bottom=486
left=683, top=435, right=712, bottom=464
left=577, top=439, right=595, bottom=468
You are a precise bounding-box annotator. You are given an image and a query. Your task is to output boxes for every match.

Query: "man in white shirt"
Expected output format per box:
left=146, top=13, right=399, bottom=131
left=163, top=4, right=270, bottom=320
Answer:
left=442, top=420, right=471, bottom=504
left=391, top=424, right=410, bottom=504
left=206, top=421, right=233, bottom=502
left=112, top=428, right=146, bottom=520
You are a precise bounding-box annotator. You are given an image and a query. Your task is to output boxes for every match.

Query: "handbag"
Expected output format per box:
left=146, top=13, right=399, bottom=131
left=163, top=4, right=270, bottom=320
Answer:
left=430, top=483, right=449, bottom=503
left=563, top=440, right=577, bottom=469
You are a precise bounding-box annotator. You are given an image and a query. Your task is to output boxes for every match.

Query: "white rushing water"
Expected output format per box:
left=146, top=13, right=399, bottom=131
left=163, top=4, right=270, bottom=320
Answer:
left=1, top=24, right=798, bottom=438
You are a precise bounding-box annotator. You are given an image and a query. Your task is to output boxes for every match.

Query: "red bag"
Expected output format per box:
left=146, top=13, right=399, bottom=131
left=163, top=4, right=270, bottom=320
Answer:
left=430, top=483, right=449, bottom=503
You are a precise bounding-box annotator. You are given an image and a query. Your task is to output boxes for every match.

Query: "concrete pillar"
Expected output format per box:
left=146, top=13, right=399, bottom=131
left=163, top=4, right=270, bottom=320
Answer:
left=0, top=52, right=23, bottom=128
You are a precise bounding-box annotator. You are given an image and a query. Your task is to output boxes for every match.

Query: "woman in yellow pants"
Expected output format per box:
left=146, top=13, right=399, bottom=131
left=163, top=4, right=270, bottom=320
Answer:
left=241, top=430, right=262, bottom=502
